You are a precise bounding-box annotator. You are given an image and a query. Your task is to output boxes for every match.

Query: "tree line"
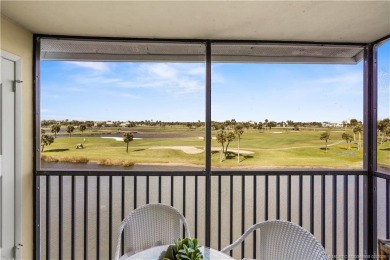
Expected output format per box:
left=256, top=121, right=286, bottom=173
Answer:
left=42, top=119, right=361, bottom=130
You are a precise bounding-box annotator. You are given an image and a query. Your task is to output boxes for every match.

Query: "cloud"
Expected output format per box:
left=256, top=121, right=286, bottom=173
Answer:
left=378, top=70, right=389, bottom=85
left=313, top=72, right=362, bottom=86
left=41, top=93, right=61, bottom=99
left=187, top=66, right=205, bottom=76
left=65, top=61, right=109, bottom=72
left=65, top=87, right=87, bottom=92
left=118, top=63, right=205, bottom=94
left=61, top=62, right=205, bottom=94
left=103, top=90, right=141, bottom=100
left=70, top=75, right=122, bottom=87
left=143, top=63, right=178, bottom=79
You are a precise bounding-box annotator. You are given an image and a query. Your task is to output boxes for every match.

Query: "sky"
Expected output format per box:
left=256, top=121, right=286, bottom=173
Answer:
left=41, top=42, right=389, bottom=123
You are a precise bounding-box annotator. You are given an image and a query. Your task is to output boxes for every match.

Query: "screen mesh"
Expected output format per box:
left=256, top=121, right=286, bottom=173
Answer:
left=40, top=38, right=364, bottom=64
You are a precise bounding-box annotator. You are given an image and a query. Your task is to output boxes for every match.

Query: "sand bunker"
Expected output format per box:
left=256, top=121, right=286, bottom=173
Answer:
left=148, top=146, right=256, bottom=155
left=150, top=146, right=254, bottom=155
left=149, top=146, right=204, bottom=154
left=101, top=137, right=142, bottom=141
left=211, top=147, right=254, bottom=154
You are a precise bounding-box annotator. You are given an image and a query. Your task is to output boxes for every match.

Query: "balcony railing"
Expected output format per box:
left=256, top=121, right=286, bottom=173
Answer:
left=34, top=170, right=390, bottom=260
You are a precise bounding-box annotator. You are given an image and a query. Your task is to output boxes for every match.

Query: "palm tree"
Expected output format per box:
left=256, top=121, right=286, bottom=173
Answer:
left=51, top=124, right=61, bottom=138
left=66, top=125, right=75, bottom=137
left=234, top=124, right=244, bottom=163
left=320, top=132, right=330, bottom=152
left=225, top=132, right=236, bottom=154
left=353, top=125, right=363, bottom=151
left=217, top=129, right=227, bottom=162
left=378, top=119, right=390, bottom=144
left=216, top=129, right=236, bottom=161
left=41, top=134, right=54, bottom=152
left=79, top=124, right=87, bottom=136
left=123, top=132, right=134, bottom=153
left=342, top=133, right=353, bottom=150
left=350, top=119, right=359, bottom=140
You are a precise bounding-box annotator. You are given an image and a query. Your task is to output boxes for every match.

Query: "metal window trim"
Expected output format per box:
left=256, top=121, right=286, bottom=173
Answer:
left=33, top=36, right=41, bottom=260
left=374, top=35, right=390, bottom=176
left=362, top=44, right=378, bottom=257
left=371, top=34, right=390, bottom=47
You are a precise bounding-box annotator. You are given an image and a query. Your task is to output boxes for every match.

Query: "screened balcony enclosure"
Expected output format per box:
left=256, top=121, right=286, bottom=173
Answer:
left=1, top=1, right=389, bottom=260
left=33, top=36, right=390, bottom=260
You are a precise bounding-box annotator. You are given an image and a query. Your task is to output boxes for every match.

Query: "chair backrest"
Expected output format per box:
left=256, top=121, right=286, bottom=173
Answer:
left=115, top=203, right=190, bottom=259
left=222, top=220, right=327, bottom=260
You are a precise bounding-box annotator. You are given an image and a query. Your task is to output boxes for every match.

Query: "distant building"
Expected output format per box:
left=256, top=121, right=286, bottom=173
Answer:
left=321, top=122, right=344, bottom=127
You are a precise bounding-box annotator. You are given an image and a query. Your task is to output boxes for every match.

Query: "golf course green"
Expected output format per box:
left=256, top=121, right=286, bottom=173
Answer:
left=38, top=124, right=380, bottom=170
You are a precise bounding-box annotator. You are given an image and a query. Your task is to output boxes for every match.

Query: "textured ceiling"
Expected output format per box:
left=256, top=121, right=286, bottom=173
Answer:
left=1, top=1, right=389, bottom=43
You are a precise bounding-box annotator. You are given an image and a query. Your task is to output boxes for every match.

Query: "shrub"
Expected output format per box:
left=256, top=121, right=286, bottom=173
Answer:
left=41, top=155, right=59, bottom=162
left=97, top=159, right=134, bottom=167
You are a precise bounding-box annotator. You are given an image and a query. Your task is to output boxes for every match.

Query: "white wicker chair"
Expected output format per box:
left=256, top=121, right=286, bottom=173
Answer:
left=114, top=203, right=191, bottom=260
left=221, top=220, right=328, bottom=260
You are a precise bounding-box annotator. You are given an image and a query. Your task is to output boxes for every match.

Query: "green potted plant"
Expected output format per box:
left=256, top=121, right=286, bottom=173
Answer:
left=163, top=238, right=203, bottom=260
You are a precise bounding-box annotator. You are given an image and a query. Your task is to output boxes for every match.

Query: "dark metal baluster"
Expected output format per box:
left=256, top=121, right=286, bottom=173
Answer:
left=183, top=176, right=186, bottom=215
left=146, top=176, right=150, bottom=204
left=310, top=175, right=314, bottom=234
left=183, top=176, right=186, bottom=238
left=344, top=175, right=348, bottom=257
left=387, top=179, right=390, bottom=239
left=287, top=175, right=291, bottom=222
left=84, top=176, right=88, bottom=259
left=158, top=176, right=162, bottom=203
left=109, top=176, right=113, bottom=260
left=265, top=175, right=269, bottom=221
left=321, top=174, right=326, bottom=248
left=229, top=175, right=233, bottom=257
left=195, top=176, right=198, bottom=238
left=171, top=176, right=174, bottom=206
left=241, top=175, right=245, bottom=259
left=46, top=176, right=51, bottom=260
left=71, top=176, right=75, bottom=260
left=59, top=176, right=63, bottom=260
left=276, top=175, right=280, bottom=219
left=134, top=176, right=137, bottom=209
left=84, top=176, right=88, bottom=260
left=97, top=176, right=100, bottom=260
left=218, top=175, right=221, bottom=250
left=253, top=175, right=257, bottom=259
left=121, top=176, right=125, bottom=256
left=332, top=175, right=337, bottom=256
left=299, top=175, right=303, bottom=226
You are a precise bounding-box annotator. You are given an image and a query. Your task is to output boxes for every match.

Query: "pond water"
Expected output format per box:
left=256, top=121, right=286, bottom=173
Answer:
left=41, top=161, right=203, bottom=171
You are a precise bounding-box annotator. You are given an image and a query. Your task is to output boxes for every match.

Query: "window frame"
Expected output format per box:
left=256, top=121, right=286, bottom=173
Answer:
left=34, top=35, right=371, bottom=175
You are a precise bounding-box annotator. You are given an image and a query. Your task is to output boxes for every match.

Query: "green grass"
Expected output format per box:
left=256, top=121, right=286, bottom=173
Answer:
left=39, top=126, right=376, bottom=169
left=378, top=141, right=390, bottom=169
left=42, top=137, right=205, bottom=165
